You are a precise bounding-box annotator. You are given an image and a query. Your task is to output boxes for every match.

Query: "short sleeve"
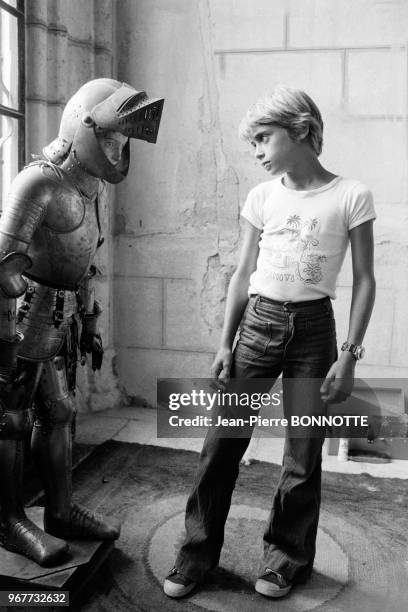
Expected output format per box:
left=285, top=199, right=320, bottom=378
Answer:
left=241, top=185, right=264, bottom=229
left=347, top=184, right=376, bottom=230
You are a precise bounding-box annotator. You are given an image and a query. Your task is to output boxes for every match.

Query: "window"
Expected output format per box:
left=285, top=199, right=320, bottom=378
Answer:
left=0, top=0, right=24, bottom=211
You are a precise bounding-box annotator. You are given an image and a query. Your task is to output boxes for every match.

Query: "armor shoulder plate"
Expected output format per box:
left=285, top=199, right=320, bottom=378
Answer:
left=9, top=163, right=60, bottom=204
left=0, top=165, right=53, bottom=252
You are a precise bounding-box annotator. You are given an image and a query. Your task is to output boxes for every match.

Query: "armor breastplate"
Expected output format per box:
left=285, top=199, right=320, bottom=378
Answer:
left=26, top=172, right=99, bottom=290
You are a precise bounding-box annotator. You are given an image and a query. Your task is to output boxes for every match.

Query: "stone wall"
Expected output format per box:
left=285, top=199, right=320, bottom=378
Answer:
left=114, top=0, right=408, bottom=406
left=25, top=0, right=119, bottom=411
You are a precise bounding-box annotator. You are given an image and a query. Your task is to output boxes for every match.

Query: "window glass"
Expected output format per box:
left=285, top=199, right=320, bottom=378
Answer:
left=0, top=1, right=23, bottom=212
left=0, top=11, right=19, bottom=109
left=0, top=115, right=18, bottom=210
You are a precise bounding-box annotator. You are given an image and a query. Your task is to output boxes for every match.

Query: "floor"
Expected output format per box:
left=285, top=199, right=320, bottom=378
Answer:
left=76, top=405, right=408, bottom=479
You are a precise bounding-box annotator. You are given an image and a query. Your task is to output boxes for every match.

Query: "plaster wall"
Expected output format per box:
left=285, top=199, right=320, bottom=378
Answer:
left=113, top=0, right=408, bottom=405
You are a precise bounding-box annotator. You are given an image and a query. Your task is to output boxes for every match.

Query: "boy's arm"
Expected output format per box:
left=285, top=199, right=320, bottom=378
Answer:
left=320, top=220, right=376, bottom=403
left=211, top=219, right=261, bottom=382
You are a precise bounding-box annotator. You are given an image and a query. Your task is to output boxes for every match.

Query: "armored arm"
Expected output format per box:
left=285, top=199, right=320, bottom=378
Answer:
left=0, top=165, right=49, bottom=382
left=77, top=267, right=104, bottom=371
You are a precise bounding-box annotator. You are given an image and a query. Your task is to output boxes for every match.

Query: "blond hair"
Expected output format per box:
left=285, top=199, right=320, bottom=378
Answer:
left=239, top=86, right=324, bottom=156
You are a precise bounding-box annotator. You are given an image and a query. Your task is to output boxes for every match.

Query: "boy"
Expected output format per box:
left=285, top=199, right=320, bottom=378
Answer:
left=164, top=86, right=376, bottom=599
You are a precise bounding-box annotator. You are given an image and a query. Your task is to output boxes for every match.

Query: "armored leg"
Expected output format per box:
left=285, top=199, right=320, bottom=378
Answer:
left=0, top=362, right=69, bottom=566
left=31, top=356, right=120, bottom=541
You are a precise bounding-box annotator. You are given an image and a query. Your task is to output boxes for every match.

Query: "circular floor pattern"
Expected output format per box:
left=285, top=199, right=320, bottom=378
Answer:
left=148, top=504, right=349, bottom=612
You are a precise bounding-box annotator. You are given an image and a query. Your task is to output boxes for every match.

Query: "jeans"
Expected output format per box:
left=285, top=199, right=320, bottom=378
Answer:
left=175, top=294, right=337, bottom=583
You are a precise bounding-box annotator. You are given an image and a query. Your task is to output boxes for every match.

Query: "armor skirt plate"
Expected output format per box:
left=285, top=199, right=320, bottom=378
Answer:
left=17, top=281, right=77, bottom=362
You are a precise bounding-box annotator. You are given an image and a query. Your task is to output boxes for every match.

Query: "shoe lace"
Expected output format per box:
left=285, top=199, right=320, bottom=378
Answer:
left=71, top=504, right=100, bottom=527
left=264, top=568, right=286, bottom=585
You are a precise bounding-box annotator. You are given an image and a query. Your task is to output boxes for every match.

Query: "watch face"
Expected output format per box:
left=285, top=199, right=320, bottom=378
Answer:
left=357, top=346, right=365, bottom=360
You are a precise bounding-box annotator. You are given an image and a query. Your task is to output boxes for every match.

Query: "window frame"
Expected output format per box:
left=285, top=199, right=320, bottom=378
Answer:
left=0, top=0, right=25, bottom=169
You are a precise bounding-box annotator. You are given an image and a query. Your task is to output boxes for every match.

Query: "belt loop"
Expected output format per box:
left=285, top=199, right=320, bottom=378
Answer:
left=254, top=295, right=260, bottom=313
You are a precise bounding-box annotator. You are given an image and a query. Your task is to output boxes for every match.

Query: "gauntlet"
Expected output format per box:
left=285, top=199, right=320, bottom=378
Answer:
left=79, top=300, right=104, bottom=371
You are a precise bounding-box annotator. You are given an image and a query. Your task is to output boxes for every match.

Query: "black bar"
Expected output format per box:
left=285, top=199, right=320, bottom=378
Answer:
left=0, top=0, right=23, bottom=19
left=17, top=0, right=25, bottom=167
left=0, top=104, right=24, bottom=120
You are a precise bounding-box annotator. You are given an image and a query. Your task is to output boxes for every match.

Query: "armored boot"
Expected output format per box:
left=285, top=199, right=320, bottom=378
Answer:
left=31, top=357, right=120, bottom=541
left=0, top=412, right=69, bottom=566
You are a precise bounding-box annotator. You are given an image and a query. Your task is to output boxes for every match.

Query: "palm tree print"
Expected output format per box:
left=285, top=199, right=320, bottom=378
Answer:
left=287, top=215, right=301, bottom=229
left=295, top=217, right=326, bottom=284
left=305, top=217, right=319, bottom=231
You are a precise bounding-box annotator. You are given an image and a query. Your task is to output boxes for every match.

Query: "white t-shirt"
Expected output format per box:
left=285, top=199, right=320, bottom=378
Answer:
left=241, top=176, right=376, bottom=301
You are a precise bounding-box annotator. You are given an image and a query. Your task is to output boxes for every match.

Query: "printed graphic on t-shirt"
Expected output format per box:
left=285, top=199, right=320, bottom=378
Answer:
left=268, top=215, right=326, bottom=285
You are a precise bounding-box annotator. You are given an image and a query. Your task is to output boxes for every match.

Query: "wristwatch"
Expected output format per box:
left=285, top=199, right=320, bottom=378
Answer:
left=341, top=341, right=365, bottom=360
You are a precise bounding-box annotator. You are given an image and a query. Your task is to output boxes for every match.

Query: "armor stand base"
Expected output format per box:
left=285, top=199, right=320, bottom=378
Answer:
left=0, top=507, right=114, bottom=603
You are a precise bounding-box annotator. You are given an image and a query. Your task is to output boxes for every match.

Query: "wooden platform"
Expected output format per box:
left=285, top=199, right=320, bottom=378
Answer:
left=0, top=507, right=115, bottom=603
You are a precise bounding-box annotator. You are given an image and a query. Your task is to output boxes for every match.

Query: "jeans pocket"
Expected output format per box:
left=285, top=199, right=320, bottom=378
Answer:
left=235, top=301, right=270, bottom=361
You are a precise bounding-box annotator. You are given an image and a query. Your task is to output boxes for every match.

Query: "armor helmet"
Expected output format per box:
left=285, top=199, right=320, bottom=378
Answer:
left=43, top=78, right=164, bottom=183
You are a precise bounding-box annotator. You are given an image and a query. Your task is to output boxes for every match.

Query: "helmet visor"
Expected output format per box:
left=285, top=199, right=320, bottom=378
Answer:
left=91, top=85, right=164, bottom=143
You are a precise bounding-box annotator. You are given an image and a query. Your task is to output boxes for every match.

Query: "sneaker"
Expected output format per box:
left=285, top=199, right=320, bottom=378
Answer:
left=163, top=567, right=197, bottom=598
left=255, top=568, right=292, bottom=598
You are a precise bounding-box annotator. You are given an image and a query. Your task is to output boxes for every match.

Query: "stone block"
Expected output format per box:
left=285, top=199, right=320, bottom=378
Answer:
left=371, top=204, right=408, bottom=291
left=116, top=137, right=218, bottom=236
left=321, top=117, right=406, bottom=205
left=391, top=292, right=408, bottom=368
left=117, top=347, right=214, bottom=406
left=216, top=51, right=343, bottom=140
left=58, top=0, right=94, bottom=42
left=117, top=0, right=204, bottom=86
left=26, top=24, right=48, bottom=100
left=346, top=49, right=405, bottom=116
left=289, top=0, right=408, bottom=47
left=93, top=243, right=114, bottom=281
left=88, top=347, right=122, bottom=411
left=44, top=104, right=64, bottom=146
left=46, top=30, right=69, bottom=103
left=114, top=277, right=163, bottom=348
left=94, top=0, right=115, bottom=49
left=358, top=363, right=408, bottom=379
left=164, top=279, right=197, bottom=348
left=164, top=278, right=218, bottom=350
left=26, top=101, right=63, bottom=155
left=209, top=0, right=286, bottom=50
left=114, top=234, right=218, bottom=279
left=67, top=43, right=95, bottom=95
left=74, top=346, right=121, bottom=413
left=364, top=289, right=394, bottom=366
left=25, top=0, right=48, bottom=23
left=26, top=101, right=49, bottom=156
left=94, top=50, right=113, bottom=78
left=336, top=204, right=408, bottom=292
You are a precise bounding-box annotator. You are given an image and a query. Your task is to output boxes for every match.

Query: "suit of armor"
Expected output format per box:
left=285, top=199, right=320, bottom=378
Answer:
left=0, top=79, right=164, bottom=566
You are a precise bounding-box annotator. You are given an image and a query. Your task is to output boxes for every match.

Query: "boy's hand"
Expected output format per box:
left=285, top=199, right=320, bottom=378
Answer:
left=211, top=347, right=232, bottom=389
left=320, top=353, right=356, bottom=403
